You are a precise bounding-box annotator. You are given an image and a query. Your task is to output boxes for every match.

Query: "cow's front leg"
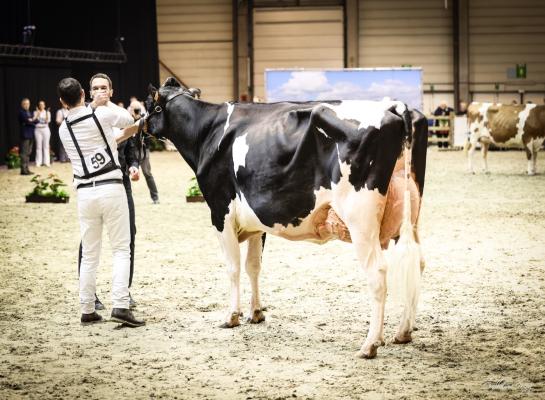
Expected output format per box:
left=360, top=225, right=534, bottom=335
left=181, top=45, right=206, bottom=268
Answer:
left=245, top=233, right=265, bottom=324
left=216, top=223, right=242, bottom=328
left=480, top=141, right=490, bottom=173
left=466, top=139, right=477, bottom=174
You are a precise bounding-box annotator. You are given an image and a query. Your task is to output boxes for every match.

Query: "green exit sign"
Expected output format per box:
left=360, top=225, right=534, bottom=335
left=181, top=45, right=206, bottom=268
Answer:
left=516, top=63, right=527, bottom=79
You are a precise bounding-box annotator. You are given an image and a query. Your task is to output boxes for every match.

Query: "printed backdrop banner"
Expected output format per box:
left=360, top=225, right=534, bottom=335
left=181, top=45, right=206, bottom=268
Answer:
left=265, top=68, right=423, bottom=111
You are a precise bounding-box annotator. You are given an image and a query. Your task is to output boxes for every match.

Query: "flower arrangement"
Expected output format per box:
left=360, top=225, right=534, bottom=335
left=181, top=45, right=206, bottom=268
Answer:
left=26, top=173, right=70, bottom=203
left=186, top=176, right=204, bottom=202
left=6, top=146, right=21, bottom=169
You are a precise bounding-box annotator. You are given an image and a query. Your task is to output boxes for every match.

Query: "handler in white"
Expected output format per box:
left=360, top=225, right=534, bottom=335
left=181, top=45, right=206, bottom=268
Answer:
left=57, top=77, right=144, bottom=327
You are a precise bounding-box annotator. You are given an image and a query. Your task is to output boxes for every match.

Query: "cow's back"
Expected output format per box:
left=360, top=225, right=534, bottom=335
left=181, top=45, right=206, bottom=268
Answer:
left=486, top=104, right=526, bottom=143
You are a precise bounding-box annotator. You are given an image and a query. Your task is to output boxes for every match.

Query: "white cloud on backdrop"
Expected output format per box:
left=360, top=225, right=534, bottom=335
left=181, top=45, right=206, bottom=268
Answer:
left=267, top=72, right=422, bottom=110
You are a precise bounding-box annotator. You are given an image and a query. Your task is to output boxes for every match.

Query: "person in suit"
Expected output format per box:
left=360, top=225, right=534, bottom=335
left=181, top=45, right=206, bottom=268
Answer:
left=18, top=98, right=37, bottom=175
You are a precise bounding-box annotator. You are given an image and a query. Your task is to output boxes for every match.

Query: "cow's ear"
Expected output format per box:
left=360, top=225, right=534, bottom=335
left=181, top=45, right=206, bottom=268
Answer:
left=163, top=77, right=181, bottom=88
left=188, top=87, right=201, bottom=99
left=148, top=84, right=159, bottom=102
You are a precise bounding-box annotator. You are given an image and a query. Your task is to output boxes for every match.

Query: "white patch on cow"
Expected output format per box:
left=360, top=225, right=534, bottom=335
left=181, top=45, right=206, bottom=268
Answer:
left=232, top=192, right=266, bottom=233
left=516, top=103, right=536, bottom=141
left=323, top=99, right=407, bottom=130
left=232, top=133, right=249, bottom=178
left=317, top=126, right=330, bottom=138
left=218, top=102, right=235, bottom=150
left=478, top=102, right=493, bottom=139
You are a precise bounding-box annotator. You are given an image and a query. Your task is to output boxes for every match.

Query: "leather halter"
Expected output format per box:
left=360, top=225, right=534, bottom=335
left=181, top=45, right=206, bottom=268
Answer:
left=135, top=88, right=193, bottom=156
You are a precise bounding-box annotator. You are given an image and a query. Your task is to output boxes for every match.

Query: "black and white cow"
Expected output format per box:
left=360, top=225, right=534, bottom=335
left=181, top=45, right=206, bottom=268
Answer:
left=144, top=77, right=428, bottom=359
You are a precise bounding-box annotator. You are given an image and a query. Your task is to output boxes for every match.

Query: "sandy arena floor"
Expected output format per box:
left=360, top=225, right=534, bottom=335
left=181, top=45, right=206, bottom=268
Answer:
left=0, top=148, right=544, bottom=399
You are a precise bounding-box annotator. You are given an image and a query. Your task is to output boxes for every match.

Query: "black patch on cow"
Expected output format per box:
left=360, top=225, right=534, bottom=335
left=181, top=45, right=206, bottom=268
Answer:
left=411, top=109, right=429, bottom=196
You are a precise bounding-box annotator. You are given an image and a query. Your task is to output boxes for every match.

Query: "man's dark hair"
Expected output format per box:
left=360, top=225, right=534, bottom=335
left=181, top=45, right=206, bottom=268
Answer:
left=89, top=73, right=113, bottom=90
left=57, top=78, right=82, bottom=107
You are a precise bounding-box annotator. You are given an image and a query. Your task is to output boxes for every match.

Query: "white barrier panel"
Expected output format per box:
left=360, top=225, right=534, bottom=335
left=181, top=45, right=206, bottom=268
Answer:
left=453, top=116, right=468, bottom=148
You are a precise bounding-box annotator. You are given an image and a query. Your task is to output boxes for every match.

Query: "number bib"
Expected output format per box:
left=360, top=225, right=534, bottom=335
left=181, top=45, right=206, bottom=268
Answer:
left=83, top=147, right=111, bottom=172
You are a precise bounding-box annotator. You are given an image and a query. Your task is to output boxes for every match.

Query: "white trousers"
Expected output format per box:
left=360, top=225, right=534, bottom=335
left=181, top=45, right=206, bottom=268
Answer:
left=35, top=126, right=51, bottom=166
left=77, top=183, right=130, bottom=314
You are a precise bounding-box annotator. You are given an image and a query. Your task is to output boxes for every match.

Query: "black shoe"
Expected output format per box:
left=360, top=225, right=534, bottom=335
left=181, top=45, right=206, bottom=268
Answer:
left=95, top=294, right=105, bottom=311
left=110, top=308, right=145, bottom=327
left=21, top=170, right=33, bottom=175
left=129, top=293, right=137, bottom=309
left=81, top=311, right=103, bottom=325
left=152, top=199, right=160, bottom=204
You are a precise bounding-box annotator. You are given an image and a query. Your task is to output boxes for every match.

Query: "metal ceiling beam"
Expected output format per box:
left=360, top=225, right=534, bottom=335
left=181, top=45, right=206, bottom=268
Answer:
left=0, top=44, right=127, bottom=64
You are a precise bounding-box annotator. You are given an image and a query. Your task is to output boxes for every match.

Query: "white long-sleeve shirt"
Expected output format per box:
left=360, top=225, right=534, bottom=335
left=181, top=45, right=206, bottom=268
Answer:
left=59, top=102, right=134, bottom=187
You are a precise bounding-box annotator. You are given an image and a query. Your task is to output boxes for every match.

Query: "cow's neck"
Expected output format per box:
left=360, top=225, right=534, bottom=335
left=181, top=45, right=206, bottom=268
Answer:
left=165, top=97, right=222, bottom=172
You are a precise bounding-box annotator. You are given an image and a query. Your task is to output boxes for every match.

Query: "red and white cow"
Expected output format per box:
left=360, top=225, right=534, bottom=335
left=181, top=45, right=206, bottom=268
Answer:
left=467, top=102, right=545, bottom=175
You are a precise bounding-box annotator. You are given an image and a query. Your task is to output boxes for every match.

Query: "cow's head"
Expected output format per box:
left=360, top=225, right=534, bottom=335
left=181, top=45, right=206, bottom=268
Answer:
left=145, top=77, right=202, bottom=139
left=145, top=77, right=179, bottom=138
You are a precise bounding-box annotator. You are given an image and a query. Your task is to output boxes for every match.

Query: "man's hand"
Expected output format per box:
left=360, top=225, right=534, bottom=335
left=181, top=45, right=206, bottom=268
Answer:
left=129, top=166, right=140, bottom=181
left=90, top=92, right=109, bottom=110
left=115, top=120, right=140, bottom=144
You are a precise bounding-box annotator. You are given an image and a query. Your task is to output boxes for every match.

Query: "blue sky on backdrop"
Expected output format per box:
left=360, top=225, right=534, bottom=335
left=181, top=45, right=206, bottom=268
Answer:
left=265, top=69, right=422, bottom=110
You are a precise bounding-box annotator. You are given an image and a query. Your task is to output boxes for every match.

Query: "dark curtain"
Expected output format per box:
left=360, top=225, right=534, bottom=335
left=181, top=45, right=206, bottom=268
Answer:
left=0, top=0, right=159, bottom=164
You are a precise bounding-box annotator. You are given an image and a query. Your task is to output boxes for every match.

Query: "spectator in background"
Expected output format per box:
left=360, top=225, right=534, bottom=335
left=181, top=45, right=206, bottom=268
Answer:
left=34, top=100, right=52, bottom=167
left=130, top=100, right=160, bottom=204
left=433, top=100, right=454, bottom=148
left=456, top=100, right=468, bottom=116
left=18, top=98, right=37, bottom=175
left=127, top=96, right=144, bottom=115
left=55, top=102, right=69, bottom=162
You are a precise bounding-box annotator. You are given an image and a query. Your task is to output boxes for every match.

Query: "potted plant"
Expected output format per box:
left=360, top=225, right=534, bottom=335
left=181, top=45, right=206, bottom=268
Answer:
left=5, top=146, right=21, bottom=169
left=26, top=173, right=70, bottom=203
left=185, top=176, right=204, bottom=202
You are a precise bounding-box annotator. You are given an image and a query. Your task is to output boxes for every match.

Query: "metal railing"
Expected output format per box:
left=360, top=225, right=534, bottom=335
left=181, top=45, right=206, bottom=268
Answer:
left=426, top=113, right=455, bottom=147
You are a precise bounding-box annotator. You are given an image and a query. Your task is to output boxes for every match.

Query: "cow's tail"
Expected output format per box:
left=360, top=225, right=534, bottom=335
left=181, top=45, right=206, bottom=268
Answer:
left=401, top=106, right=412, bottom=147
left=387, top=131, right=421, bottom=333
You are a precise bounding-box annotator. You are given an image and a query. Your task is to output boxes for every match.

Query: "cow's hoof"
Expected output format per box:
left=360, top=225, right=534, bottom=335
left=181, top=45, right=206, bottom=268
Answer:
left=393, top=332, right=413, bottom=344
left=247, top=309, right=265, bottom=324
left=356, top=344, right=378, bottom=359
left=219, top=312, right=241, bottom=328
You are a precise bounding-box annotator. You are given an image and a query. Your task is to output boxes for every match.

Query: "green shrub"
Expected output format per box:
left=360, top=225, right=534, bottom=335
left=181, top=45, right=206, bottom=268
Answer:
left=28, top=173, right=70, bottom=199
left=186, top=177, right=203, bottom=197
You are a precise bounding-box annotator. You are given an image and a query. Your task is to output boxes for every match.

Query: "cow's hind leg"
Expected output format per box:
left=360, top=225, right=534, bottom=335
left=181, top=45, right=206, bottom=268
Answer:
left=342, top=194, right=387, bottom=359
left=245, top=233, right=266, bottom=323
left=525, top=138, right=542, bottom=175
left=216, top=222, right=242, bottom=328
left=392, top=241, right=422, bottom=344
left=353, top=233, right=386, bottom=359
